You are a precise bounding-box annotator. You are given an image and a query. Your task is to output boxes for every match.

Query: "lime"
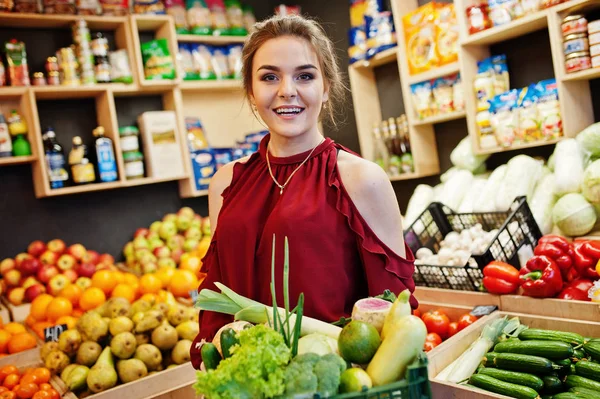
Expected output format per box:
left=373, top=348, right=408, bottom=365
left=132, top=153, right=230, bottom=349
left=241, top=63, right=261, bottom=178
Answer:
left=339, top=368, right=373, bottom=393
left=338, top=320, right=381, bottom=364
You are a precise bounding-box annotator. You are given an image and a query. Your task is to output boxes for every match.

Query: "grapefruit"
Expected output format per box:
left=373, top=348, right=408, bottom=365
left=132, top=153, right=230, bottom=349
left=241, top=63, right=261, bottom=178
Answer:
left=338, top=320, right=381, bottom=365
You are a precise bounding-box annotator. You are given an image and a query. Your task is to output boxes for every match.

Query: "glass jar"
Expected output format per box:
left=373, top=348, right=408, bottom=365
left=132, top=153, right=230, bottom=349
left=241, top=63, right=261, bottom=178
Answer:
left=119, top=126, right=140, bottom=152
left=33, top=72, right=46, bottom=86
left=123, top=151, right=145, bottom=180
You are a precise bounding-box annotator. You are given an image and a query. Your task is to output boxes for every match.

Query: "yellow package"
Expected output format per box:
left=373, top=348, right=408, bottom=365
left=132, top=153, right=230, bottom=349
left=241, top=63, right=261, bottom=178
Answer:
left=403, top=2, right=439, bottom=75
left=435, top=3, right=459, bottom=66
left=350, top=0, right=367, bottom=27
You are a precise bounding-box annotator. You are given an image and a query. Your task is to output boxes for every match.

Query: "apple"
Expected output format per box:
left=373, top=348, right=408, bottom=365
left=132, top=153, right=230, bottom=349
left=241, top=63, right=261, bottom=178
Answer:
left=19, top=258, right=42, bottom=277
left=190, top=216, right=202, bottom=230
left=176, top=215, right=192, bottom=232
left=135, top=228, right=150, bottom=238
left=171, top=248, right=184, bottom=264
left=183, top=239, right=200, bottom=253
left=82, top=250, right=100, bottom=265
left=167, top=235, right=185, bottom=251
left=75, top=277, right=92, bottom=291
left=148, top=238, right=164, bottom=251
left=37, top=265, right=59, bottom=284
left=57, top=254, right=77, bottom=271
left=22, top=276, right=39, bottom=289
left=147, top=231, right=159, bottom=241
left=14, top=253, right=32, bottom=268
left=40, top=250, right=58, bottom=266
left=153, top=246, right=171, bottom=259
left=123, top=242, right=135, bottom=258
left=67, top=244, right=87, bottom=261
left=159, top=221, right=178, bottom=240
left=27, top=240, right=47, bottom=257
left=24, top=284, right=46, bottom=303
left=98, top=254, right=114, bottom=265
left=47, top=239, right=66, bottom=254
left=48, top=274, right=70, bottom=296
left=0, top=258, right=16, bottom=274
left=202, top=217, right=211, bottom=237
left=133, top=237, right=150, bottom=251
left=157, top=257, right=177, bottom=269
left=149, top=221, right=162, bottom=234
left=135, top=248, right=151, bottom=261
left=63, top=269, right=78, bottom=283
left=4, top=269, right=21, bottom=287
left=139, top=252, right=157, bottom=266
left=162, top=213, right=177, bottom=223
left=7, top=287, right=25, bottom=306
left=76, top=262, right=96, bottom=278
left=178, top=206, right=196, bottom=219
left=142, top=262, right=158, bottom=274
left=184, top=226, right=202, bottom=241
left=126, top=256, right=137, bottom=267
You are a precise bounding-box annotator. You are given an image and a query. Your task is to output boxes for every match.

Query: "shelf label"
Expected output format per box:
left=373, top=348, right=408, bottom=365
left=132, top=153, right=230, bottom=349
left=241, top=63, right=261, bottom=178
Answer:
left=470, top=305, right=498, bottom=317
left=44, top=324, right=68, bottom=342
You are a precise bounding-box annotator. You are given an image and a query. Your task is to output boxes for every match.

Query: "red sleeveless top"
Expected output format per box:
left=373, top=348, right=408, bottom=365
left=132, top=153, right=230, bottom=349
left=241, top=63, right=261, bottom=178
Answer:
left=190, top=135, right=417, bottom=369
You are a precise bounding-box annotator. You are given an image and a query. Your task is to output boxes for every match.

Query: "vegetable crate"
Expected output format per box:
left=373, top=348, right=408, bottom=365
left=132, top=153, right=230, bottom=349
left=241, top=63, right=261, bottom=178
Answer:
left=404, top=196, right=542, bottom=291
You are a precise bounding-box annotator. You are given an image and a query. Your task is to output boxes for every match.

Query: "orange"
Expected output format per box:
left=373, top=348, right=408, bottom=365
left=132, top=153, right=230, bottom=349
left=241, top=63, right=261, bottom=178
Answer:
left=54, top=316, right=77, bottom=330
left=71, top=308, right=84, bottom=318
left=31, top=323, right=52, bottom=341
left=3, top=324, right=25, bottom=336
left=179, top=254, right=202, bottom=275
left=79, top=288, right=106, bottom=311
left=155, top=267, right=175, bottom=288
left=91, top=270, right=118, bottom=295
left=16, top=376, right=35, bottom=386
left=42, top=390, right=57, bottom=399
left=196, top=238, right=211, bottom=259
left=114, top=272, right=125, bottom=285
left=139, top=293, right=156, bottom=305
left=139, top=274, right=162, bottom=295
left=23, top=316, right=35, bottom=329
left=29, top=295, right=53, bottom=322
left=8, top=333, right=37, bottom=354
left=0, top=388, right=6, bottom=393
left=168, top=270, right=199, bottom=298
left=0, top=368, right=18, bottom=382
left=37, top=385, right=50, bottom=392
left=123, top=273, right=139, bottom=286
left=45, top=298, right=72, bottom=323
left=58, top=285, right=82, bottom=307
left=0, top=331, right=12, bottom=354
left=3, top=374, right=19, bottom=390
left=32, top=392, right=50, bottom=399
left=31, top=370, right=49, bottom=386
left=0, top=391, right=16, bottom=399
left=15, top=382, right=37, bottom=399
left=111, top=284, right=135, bottom=303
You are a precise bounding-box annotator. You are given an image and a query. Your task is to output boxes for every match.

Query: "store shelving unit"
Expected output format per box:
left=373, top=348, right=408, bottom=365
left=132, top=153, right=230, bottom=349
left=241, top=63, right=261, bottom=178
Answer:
left=0, top=156, right=37, bottom=166
left=405, top=61, right=460, bottom=85
left=350, top=47, right=398, bottom=69
left=411, top=110, right=466, bottom=126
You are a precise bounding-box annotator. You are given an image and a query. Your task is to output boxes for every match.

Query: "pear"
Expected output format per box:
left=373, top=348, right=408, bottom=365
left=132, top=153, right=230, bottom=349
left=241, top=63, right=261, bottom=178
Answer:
left=151, top=324, right=178, bottom=351
left=86, top=347, right=118, bottom=393
left=175, top=321, right=199, bottom=341
left=65, top=365, right=89, bottom=391
left=109, top=316, right=134, bottom=336
left=171, top=340, right=192, bottom=365
left=135, top=333, right=150, bottom=346
left=77, top=311, right=109, bottom=342
left=148, top=371, right=159, bottom=377
left=40, top=341, right=59, bottom=362
left=61, top=364, right=78, bottom=382
left=134, top=344, right=162, bottom=371
left=167, top=364, right=178, bottom=370
left=110, top=332, right=137, bottom=359
left=107, top=297, right=131, bottom=319
left=132, top=312, right=145, bottom=325
left=45, top=350, right=71, bottom=374
left=95, top=302, right=110, bottom=318
left=58, top=329, right=82, bottom=356
left=167, top=305, right=191, bottom=326
left=131, top=299, right=152, bottom=316
left=134, top=310, right=164, bottom=333
left=152, top=303, right=170, bottom=317
left=76, top=341, right=103, bottom=367
left=117, top=359, right=147, bottom=383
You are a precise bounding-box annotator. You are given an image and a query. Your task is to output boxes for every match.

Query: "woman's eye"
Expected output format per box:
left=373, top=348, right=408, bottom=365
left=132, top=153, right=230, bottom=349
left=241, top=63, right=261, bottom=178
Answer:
left=298, top=73, right=314, bottom=81
left=261, top=74, right=277, bottom=81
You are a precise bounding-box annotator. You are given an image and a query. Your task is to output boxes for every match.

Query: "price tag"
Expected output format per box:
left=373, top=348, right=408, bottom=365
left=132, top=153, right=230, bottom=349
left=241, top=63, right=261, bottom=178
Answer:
left=470, top=305, right=498, bottom=317
left=189, top=290, right=199, bottom=303
left=44, top=324, right=68, bottom=342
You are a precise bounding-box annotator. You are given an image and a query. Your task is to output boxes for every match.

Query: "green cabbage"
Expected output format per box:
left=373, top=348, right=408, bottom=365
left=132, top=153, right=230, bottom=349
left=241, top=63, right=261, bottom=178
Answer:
left=552, top=193, right=597, bottom=237
left=577, top=122, right=600, bottom=163
left=583, top=160, right=600, bottom=203
left=450, top=137, right=489, bottom=172
left=297, top=333, right=339, bottom=356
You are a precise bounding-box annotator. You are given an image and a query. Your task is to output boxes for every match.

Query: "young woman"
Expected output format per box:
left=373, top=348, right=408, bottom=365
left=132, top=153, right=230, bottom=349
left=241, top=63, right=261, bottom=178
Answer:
left=190, top=14, right=416, bottom=368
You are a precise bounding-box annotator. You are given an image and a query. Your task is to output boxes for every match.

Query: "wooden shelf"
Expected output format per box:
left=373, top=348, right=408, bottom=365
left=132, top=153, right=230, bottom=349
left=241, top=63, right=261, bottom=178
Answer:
left=562, top=67, right=600, bottom=82
left=0, top=87, right=27, bottom=97
left=43, top=181, right=123, bottom=197
left=0, top=12, right=127, bottom=29
left=0, top=155, right=37, bottom=166
left=412, top=110, right=466, bottom=126
left=123, top=175, right=188, bottom=187
left=351, top=47, right=398, bottom=69
left=182, top=189, right=209, bottom=198
left=177, top=34, right=247, bottom=44
left=475, top=137, right=564, bottom=155
left=462, top=11, right=548, bottom=46
left=406, top=62, right=460, bottom=85
left=180, top=80, right=242, bottom=91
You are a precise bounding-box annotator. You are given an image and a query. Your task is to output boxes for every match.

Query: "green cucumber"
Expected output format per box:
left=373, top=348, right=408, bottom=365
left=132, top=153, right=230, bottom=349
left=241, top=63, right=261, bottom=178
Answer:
left=570, top=387, right=600, bottom=399
left=571, top=364, right=578, bottom=375
left=575, top=360, right=600, bottom=382
left=519, top=329, right=585, bottom=346
left=201, top=343, right=222, bottom=370
left=541, top=396, right=553, bottom=399
left=554, top=393, right=597, bottom=399
left=584, top=340, right=600, bottom=359
left=495, top=340, right=574, bottom=360
left=494, top=352, right=554, bottom=374
left=469, top=374, right=539, bottom=399
left=566, top=375, right=600, bottom=391
left=220, top=328, right=239, bottom=359
left=542, top=375, right=563, bottom=394
left=483, top=352, right=499, bottom=367
left=478, top=367, right=543, bottom=391
left=573, top=349, right=587, bottom=362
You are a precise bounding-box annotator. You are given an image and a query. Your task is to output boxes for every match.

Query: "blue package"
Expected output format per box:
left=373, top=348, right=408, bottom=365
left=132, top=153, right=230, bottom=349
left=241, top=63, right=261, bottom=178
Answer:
left=411, top=80, right=433, bottom=119
left=245, top=130, right=268, bottom=144
left=365, top=11, right=396, bottom=59
left=213, top=148, right=233, bottom=170
left=190, top=149, right=215, bottom=191
left=348, top=27, right=367, bottom=64
left=228, top=44, right=243, bottom=79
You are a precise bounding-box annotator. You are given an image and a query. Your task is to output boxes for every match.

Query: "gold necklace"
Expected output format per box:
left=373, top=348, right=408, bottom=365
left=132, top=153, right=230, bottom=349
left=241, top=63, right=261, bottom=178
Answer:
left=266, top=137, right=325, bottom=195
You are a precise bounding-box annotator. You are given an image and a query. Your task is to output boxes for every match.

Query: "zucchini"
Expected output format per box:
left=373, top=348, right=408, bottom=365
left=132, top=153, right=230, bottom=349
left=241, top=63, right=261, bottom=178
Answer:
left=478, top=367, right=544, bottom=391
left=554, top=394, right=597, bottom=399
left=566, top=375, right=600, bottom=391
left=575, top=360, right=600, bottom=382
left=495, top=340, right=574, bottom=360
left=542, top=375, right=563, bottom=394
left=519, top=329, right=585, bottom=346
left=570, top=387, right=600, bottom=399
left=584, top=340, right=600, bottom=359
left=494, top=352, right=554, bottom=374
left=469, top=374, right=540, bottom=399
left=220, top=328, right=239, bottom=359
left=483, top=352, right=499, bottom=367
left=201, top=343, right=222, bottom=370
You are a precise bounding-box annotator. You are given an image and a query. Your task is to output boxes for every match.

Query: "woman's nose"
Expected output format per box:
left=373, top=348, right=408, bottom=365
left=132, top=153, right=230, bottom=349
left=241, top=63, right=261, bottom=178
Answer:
left=278, top=76, right=297, bottom=99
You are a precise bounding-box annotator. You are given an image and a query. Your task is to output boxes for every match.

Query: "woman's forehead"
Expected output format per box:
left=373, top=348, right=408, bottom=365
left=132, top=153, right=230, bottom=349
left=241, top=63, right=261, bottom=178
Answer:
left=253, top=36, right=320, bottom=70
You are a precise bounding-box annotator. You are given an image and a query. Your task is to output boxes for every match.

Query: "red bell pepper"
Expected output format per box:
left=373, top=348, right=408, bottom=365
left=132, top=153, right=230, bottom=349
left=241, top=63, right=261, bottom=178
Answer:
left=573, top=241, right=600, bottom=279
left=557, top=279, right=593, bottom=301
left=519, top=255, right=564, bottom=298
left=482, top=261, right=520, bottom=295
left=534, top=235, right=575, bottom=282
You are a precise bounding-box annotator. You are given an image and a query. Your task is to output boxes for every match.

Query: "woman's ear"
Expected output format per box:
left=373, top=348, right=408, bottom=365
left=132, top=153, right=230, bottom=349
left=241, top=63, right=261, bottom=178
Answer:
left=322, top=85, right=329, bottom=104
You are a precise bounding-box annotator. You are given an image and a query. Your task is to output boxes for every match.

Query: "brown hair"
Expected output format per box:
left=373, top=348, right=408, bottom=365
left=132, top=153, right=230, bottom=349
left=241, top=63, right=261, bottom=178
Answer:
left=242, top=14, right=345, bottom=128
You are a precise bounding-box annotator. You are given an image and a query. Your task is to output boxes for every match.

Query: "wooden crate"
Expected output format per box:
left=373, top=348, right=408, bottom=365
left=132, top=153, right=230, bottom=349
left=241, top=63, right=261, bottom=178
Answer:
left=500, top=295, right=600, bottom=322
left=427, top=311, right=600, bottom=398
left=0, top=298, right=31, bottom=323
left=414, top=286, right=501, bottom=307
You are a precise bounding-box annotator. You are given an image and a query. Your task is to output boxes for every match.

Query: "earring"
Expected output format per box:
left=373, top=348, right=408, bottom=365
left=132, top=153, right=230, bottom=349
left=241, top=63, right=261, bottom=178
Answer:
left=252, top=103, right=257, bottom=112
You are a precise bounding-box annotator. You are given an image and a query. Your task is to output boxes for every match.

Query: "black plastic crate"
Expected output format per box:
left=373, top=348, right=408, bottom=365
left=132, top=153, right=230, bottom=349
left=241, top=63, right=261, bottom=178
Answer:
left=404, top=196, right=542, bottom=291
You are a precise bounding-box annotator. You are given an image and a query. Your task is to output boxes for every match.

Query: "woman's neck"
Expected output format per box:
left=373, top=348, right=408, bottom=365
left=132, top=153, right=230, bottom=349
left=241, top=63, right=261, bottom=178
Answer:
left=268, top=128, right=324, bottom=158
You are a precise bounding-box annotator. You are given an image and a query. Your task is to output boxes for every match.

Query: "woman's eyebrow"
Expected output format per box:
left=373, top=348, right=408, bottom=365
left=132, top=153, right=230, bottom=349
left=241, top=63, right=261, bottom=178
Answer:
left=257, top=64, right=318, bottom=72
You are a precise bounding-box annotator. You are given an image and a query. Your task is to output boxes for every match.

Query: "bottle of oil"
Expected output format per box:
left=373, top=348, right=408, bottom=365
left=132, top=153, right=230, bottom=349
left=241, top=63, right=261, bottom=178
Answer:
left=372, top=122, right=389, bottom=171
left=93, top=126, right=118, bottom=182
left=43, top=127, right=69, bottom=189
left=397, top=115, right=414, bottom=173
left=69, top=136, right=96, bottom=184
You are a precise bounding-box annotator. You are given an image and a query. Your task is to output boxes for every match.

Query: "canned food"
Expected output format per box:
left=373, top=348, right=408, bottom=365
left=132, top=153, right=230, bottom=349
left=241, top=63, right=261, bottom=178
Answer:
left=33, top=72, right=46, bottom=86
left=564, top=33, right=589, bottom=55
left=56, top=47, right=76, bottom=64
left=589, top=19, right=600, bottom=34
left=590, top=32, right=600, bottom=45
left=593, top=55, right=600, bottom=68
left=45, top=57, right=59, bottom=73
left=562, top=15, right=587, bottom=37
left=47, top=71, right=60, bottom=86
left=566, top=51, right=592, bottom=73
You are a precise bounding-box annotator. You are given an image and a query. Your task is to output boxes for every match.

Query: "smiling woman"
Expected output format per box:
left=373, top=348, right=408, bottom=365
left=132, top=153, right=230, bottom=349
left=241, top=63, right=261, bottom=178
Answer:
left=190, top=14, right=417, bottom=369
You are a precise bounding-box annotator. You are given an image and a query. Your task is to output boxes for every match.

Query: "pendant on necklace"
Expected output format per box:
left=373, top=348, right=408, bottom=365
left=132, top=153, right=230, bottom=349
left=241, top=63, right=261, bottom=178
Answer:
left=280, top=187, right=284, bottom=195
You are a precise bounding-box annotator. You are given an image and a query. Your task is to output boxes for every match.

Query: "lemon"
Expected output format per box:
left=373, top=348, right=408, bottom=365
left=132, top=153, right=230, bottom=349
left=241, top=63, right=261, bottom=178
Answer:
left=339, top=368, right=373, bottom=393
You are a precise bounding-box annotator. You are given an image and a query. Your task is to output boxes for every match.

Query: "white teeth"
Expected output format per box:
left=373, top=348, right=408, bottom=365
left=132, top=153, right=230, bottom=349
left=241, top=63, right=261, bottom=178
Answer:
left=275, top=107, right=303, bottom=114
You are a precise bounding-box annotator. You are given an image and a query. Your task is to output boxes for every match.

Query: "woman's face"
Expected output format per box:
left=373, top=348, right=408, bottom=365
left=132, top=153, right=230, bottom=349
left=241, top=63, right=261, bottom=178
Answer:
left=250, top=35, right=328, bottom=140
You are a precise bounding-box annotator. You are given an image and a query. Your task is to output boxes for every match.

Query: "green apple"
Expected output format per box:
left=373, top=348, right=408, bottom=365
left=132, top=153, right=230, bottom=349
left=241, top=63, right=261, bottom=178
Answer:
left=167, top=235, right=185, bottom=251
left=142, top=262, right=158, bottom=274
left=178, top=207, right=195, bottom=219
left=190, top=218, right=202, bottom=230
left=183, top=239, right=199, bottom=253
left=149, top=221, right=162, bottom=233
left=201, top=217, right=211, bottom=237
left=139, top=252, right=157, bottom=266
left=184, top=226, right=202, bottom=241
left=147, top=231, right=159, bottom=240
left=158, top=258, right=177, bottom=269
left=123, top=242, right=135, bottom=258
left=163, top=213, right=177, bottom=223
left=149, top=237, right=165, bottom=251
left=133, top=237, right=149, bottom=250
left=176, top=215, right=192, bottom=232
left=159, top=221, right=178, bottom=240
left=135, top=249, right=151, bottom=261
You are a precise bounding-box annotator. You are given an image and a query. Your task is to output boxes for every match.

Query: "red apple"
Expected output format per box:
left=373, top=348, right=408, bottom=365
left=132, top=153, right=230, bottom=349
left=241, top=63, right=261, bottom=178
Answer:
left=37, top=265, right=59, bottom=284
left=75, top=277, right=92, bottom=291
left=27, top=240, right=47, bottom=257
left=67, top=244, right=87, bottom=261
left=153, top=246, right=171, bottom=259
left=76, top=263, right=96, bottom=279
left=19, top=258, right=42, bottom=277
left=24, top=284, right=46, bottom=303
left=40, top=250, right=58, bottom=266
left=98, top=254, right=115, bottom=266
left=14, top=253, right=32, bottom=268
left=134, top=228, right=150, bottom=238
left=22, top=276, right=39, bottom=289
left=81, top=250, right=100, bottom=265
left=0, top=258, right=16, bottom=274
left=47, top=239, right=66, bottom=254
left=4, top=269, right=21, bottom=287
left=48, top=274, right=70, bottom=296
left=171, top=248, right=184, bottom=264
left=7, top=287, right=25, bottom=306
left=63, top=269, right=78, bottom=283
left=57, top=254, right=77, bottom=271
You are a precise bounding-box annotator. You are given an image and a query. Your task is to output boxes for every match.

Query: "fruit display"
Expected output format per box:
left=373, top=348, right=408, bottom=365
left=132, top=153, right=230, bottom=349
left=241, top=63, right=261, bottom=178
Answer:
left=0, top=240, right=116, bottom=306
left=39, top=295, right=198, bottom=396
left=415, top=307, right=479, bottom=352
left=0, top=365, right=59, bottom=399
left=0, top=321, right=38, bottom=357
left=121, top=207, right=210, bottom=277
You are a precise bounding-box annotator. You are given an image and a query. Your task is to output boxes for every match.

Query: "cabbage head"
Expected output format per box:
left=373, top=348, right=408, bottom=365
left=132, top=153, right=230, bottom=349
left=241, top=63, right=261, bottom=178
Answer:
left=552, top=193, right=597, bottom=237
